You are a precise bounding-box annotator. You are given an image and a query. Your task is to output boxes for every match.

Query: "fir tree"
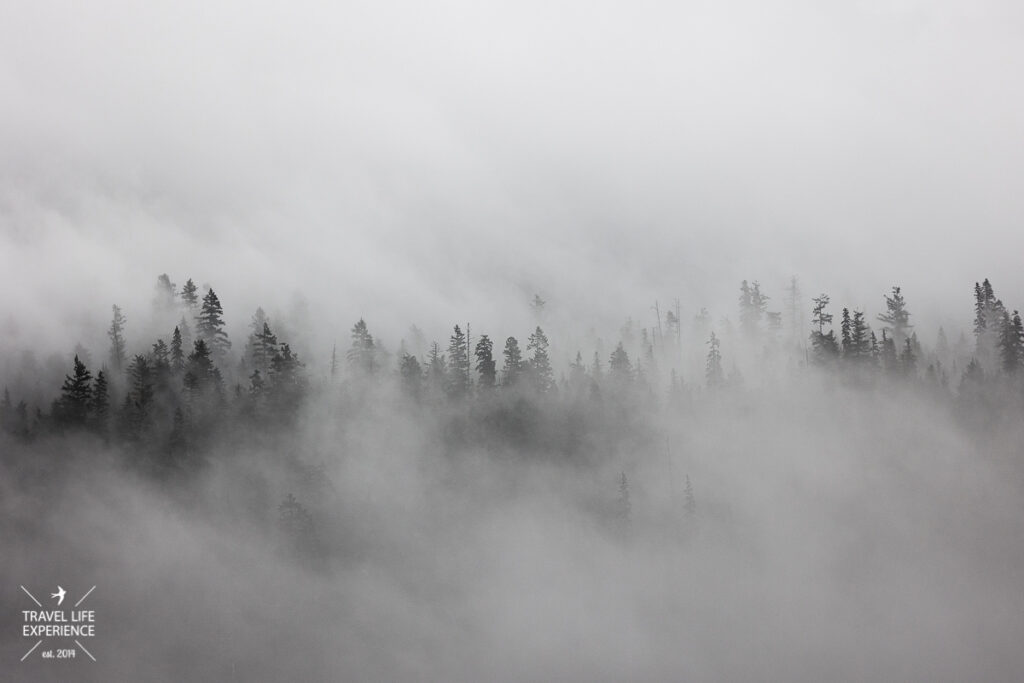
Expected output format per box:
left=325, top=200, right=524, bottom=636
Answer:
left=877, top=285, right=912, bottom=348
left=526, top=326, right=554, bottom=393
left=196, top=288, right=231, bottom=357
left=347, top=319, right=376, bottom=376
left=170, top=326, right=185, bottom=374
left=399, top=354, right=424, bottom=400
left=608, top=342, right=633, bottom=386
left=91, top=372, right=109, bottom=431
left=474, top=335, right=496, bottom=390
left=181, top=278, right=199, bottom=311
left=502, top=337, right=524, bottom=386
left=108, top=305, right=127, bottom=372
left=59, top=355, right=93, bottom=426
left=998, top=309, right=1024, bottom=374
left=617, top=471, right=631, bottom=523
left=705, top=332, right=724, bottom=388
left=446, top=325, right=471, bottom=399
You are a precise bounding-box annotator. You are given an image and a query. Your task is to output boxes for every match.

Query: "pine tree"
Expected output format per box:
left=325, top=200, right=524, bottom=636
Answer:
left=810, top=294, right=839, bottom=364
left=170, top=326, right=185, bottom=374
left=446, top=325, right=471, bottom=399
left=196, top=289, right=231, bottom=357
left=425, top=342, right=448, bottom=396
left=128, top=354, right=155, bottom=420
left=399, top=354, right=423, bottom=400
left=900, top=338, right=917, bottom=378
left=877, top=285, right=912, bottom=348
left=59, top=355, right=93, bottom=426
left=502, top=337, right=524, bottom=386
left=608, top=342, right=633, bottom=386
left=705, top=332, right=724, bottom=388
left=347, top=319, right=376, bottom=376
left=250, top=323, right=278, bottom=373
left=474, top=335, right=496, bottom=390
left=526, top=326, right=554, bottom=393
left=108, top=305, right=127, bottom=372
left=998, top=309, right=1024, bottom=374
left=181, top=278, right=199, bottom=311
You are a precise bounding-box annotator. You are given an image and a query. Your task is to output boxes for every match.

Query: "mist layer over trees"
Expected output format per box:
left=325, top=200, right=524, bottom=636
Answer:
left=3, top=274, right=1024, bottom=681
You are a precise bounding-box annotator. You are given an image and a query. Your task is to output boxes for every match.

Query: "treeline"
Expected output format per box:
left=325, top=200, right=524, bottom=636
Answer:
left=2, top=275, right=1024, bottom=468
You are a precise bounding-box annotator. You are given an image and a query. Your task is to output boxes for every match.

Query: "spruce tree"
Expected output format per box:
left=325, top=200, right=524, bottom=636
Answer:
left=446, top=325, right=471, bottom=399
left=108, top=305, right=127, bottom=372
left=526, top=326, right=554, bottom=393
left=474, top=335, right=496, bottom=390
left=502, top=337, right=524, bottom=386
left=196, top=288, right=231, bottom=357
left=608, top=342, right=633, bottom=386
left=347, top=319, right=376, bottom=376
left=877, top=285, right=912, bottom=348
left=998, top=309, right=1024, bottom=374
left=59, top=355, right=93, bottom=426
left=399, top=354, right=423, bottom=400
left=705, top=332, right=724, bottom=388
left=181, top=278, right=199, bottom=311
left=170, top=326, right=185, bottom=374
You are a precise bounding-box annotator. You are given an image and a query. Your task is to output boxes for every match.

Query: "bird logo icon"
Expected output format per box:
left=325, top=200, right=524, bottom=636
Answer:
left=51, top=586, right=66, bottom=606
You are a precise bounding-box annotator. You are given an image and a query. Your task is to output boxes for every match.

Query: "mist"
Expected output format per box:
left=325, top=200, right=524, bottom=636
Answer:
left=4, top=1, right=1024, bottom=681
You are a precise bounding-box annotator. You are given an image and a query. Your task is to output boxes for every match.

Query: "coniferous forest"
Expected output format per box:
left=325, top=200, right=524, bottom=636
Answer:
left=5, top=2, right=1024, bottom=681
left=4, top=273, right=1024, bottom=681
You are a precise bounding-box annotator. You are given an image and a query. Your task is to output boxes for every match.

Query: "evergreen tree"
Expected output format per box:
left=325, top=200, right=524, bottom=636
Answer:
left=426, top=342, right=448, bottom=397
left=810, top=294, right=839, bottom=364
left=880, top=329, right=899, bottom=376
left=181, top=278, right=199, bottom=311
left=502, top=337, right=524, bottom=386
left=170, top=326, right=185, bottom=374
left=608, top=342, right=633, bottom=386
left=399, top=354, right=423, bottom=400
left=196, top=288, right=231, bottom=357
left=900, top=338, right=917, bottom=378
left=705, top=332, right=724, bottom=388
left=446, top=325, right=471, bottom=399
left=683, top=474, right=696, bottom=517
left=840, top=308, right=852, bottom=355
left=251, top=322, right=278, bottom=373
left=998, top=309, right=1024, bottom=374
left=59, top=355, right=93, bottom=426
left=154, top=274, right=177, bottom=312
left=347, top=319, right=376, bottom=376
left=877, top=285, right=912, bottom=348
left=474, top=334, right=496, bottom=390
left=108, top=305, right=127, bottom=372
left=526, top=326, right=554, bottom=393
left=128, top=354, right=155, bottom=421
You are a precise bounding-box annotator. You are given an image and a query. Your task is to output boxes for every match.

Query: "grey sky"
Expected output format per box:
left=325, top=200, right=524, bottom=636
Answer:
left=2, top=0, right=1023, bottom=353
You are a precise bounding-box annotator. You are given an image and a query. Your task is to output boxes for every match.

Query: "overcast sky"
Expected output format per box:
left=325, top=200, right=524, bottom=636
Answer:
left=2, top=0, right=1023, bottom=355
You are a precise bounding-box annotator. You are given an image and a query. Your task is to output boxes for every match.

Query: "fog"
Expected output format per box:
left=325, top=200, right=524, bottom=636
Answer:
left=3, top=1, right=1024, bottom=681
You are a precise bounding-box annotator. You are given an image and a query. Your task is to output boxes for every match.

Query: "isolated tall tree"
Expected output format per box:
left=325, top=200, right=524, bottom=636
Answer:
left=59, top=355, right=93, bottom=426
left=251, top=322, right=279, bottom=374
left=196, top=289, right=231, bottom=357
left=446, top=325, right=471, bottom=399
left=108, top=305, right=127, bottom=372
left=347, top=319, right=376, bottom=376
left=526, top=326, right=554, bottom=393
left=877, top=286, right=912, bottom=348
left=502, top=337, right=524, bottom=386
left=474, top=334, right=496, bottom=390
left=705, top=332, right=724, bottom=388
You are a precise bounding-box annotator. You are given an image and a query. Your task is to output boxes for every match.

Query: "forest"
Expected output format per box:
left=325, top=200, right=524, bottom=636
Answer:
left=3, top=274, right=1024, bottom=681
